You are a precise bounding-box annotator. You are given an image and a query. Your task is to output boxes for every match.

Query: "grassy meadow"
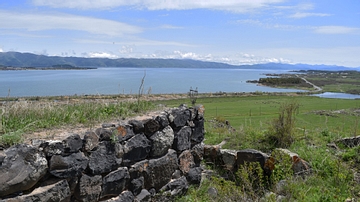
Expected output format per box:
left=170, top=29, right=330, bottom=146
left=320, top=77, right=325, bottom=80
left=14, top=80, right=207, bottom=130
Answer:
left=156, top=93, right=360, bottom=201
left=1, top=92, right=360, bottom=201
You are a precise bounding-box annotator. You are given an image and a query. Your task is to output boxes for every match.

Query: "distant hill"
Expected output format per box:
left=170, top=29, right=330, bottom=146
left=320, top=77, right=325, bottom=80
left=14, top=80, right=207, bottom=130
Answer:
left=0, top=51, right=358, bottom=71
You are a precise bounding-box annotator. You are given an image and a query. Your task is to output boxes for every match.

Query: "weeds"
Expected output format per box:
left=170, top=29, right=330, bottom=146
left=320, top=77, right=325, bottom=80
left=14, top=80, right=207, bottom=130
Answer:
left=266, top=100, right=299, bottom=148
left=0, top=99, right=154, bottom=146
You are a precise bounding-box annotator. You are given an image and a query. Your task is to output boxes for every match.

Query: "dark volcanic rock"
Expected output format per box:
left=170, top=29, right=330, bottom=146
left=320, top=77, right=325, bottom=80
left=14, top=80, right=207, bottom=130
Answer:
left=155, top=115, right=170, bottom=130
left=191, top=118, right=205, bottom=145
left=75, top=174, right=102, bottom=202
left=178, top=150, right=195, bottom=174
left=0, top=144, right=48, bottom=197
left=63, top=134, right=83, bottom=154
left=6, top=179, right=71, bottom=202
left=146, top=149, right=178, bottom=191
left=186, top=167, right=203, bottom=185
left=49, top=152, right=88, bottom=178
left=83, top=131, right=99, bottom=152
left=144, top=119, right=160, bottom=137
left=236, top=149, right=269, bottom=172
left=129, top=176, right=144, bottom=196
left=101, top=167, right=130, bottom=199
left=170, top=108, right=191, bottom=129
left=173, top=126, right=191, bottom=152
left=88, top=141, right=120, bottom=175
left=160, top=176, right=188, bottom=197
left=149, top=125, right=174, bottom=158
left=39, top=140, right=64, bottom=157
left=135, top=189, right=151, bottom=202
left=123, top=134, right=151, bottom=166
left=128, top=119, right=144, bottom=134
left=113, top=124, right=135, bottom=143
left=95, top=128, right=113, bottom=141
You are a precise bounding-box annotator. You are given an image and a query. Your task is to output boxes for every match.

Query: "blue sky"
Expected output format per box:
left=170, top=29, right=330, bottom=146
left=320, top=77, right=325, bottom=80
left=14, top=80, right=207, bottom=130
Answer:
left=1, top=0, right=359, bottom=67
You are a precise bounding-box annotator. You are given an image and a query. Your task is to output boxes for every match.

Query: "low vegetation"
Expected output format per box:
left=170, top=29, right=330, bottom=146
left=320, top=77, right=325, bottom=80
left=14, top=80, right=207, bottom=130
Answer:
left=157, top=94, right=360, bottom=201
left=1, top=92, right=360, bottom=201
left=0, top=97, right=155, bottom=147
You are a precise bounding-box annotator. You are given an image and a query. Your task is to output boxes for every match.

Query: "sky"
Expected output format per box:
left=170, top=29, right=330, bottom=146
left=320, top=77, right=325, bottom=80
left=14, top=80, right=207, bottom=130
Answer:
left=0, top=0, right=360, bottom=67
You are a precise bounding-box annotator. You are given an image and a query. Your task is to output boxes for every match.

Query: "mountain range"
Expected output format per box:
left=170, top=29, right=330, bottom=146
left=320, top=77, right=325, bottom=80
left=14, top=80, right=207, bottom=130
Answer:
left=0, top=51, right=358, bottom=71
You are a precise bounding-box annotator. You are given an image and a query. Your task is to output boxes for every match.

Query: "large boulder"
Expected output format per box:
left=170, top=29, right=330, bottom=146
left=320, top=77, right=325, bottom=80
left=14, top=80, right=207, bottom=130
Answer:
left=149, top=125, right=174, bottom=158
left=0, top=144, right=48, bottom=197
left=146, top=149, right=179, bottom=191
left=49, top=152, right=88, bottom=178
left=75, top=174, right=102, bottom=202
left=101, top=167, right=130, bottom=199
left=88, top=141, right=120, bottom=175
left=173, top=126, right=191, bottom=152
left=123, top=134, right=152, bottom=166
left=4, top=179, right=71, bottom=202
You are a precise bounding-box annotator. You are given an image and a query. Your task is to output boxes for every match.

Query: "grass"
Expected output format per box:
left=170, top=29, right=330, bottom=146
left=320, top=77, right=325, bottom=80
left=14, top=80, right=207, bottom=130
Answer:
left=0, top=98, right=155, bottom=147
left=2, top=92, right=360, bottom=201
left=156, top=93, right=360, bottom=201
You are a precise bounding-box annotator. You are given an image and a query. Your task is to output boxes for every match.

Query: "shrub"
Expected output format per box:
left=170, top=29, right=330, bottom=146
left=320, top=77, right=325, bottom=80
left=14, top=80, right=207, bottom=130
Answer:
left=266, top=100, right=299, bottom=148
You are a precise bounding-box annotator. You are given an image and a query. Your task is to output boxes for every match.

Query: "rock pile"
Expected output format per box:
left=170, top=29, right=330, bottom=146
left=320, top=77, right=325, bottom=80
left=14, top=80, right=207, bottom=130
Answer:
left=0, top=104, right=205, bottom=202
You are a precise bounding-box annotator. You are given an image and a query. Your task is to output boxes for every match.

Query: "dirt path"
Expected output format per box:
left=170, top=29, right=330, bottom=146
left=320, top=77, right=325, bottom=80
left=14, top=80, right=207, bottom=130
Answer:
left=296, top=75, right=322, bottom=91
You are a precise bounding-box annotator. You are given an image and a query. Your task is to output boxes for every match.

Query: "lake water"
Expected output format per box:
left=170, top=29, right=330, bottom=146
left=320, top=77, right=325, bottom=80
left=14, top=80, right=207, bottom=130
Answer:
left=311, top=92, right=360, bottom=99
left=0, top=67, right=306, bottom=97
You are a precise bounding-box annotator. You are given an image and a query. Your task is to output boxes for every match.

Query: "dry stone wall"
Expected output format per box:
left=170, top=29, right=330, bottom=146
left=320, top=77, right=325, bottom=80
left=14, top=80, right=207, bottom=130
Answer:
left=0, top=103, right=311, bottom=202
left=0, top=104, right=205, bottom=202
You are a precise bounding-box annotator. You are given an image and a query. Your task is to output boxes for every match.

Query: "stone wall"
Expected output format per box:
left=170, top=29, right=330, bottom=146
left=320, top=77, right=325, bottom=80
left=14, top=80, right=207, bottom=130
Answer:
left=0, top=104, right=205, bottom=202
left=0, top=103, right=312, bottom=202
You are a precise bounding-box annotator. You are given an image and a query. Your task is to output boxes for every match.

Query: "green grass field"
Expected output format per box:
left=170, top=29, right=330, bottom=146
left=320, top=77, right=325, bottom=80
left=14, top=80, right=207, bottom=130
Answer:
left=157, top=94, right=360, bottom=201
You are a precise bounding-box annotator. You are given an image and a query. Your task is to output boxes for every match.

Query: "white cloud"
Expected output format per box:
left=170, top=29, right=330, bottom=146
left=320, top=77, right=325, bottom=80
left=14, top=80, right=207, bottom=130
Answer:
left=160, top=24, right=184, bottom=29
left=32, top=0, right=285, bottom=12
left=0, top=47, right=3, bottom=52
left=87, top=52, right=119, bottom=59
left=119, top=45, right=134, bottom=54
left=140, top=50, right=291, bottom=65
left=290, top=12, right=331, bottom=18
left=314, top=26, right=360, bottom=34
left=0, top=10, right=141, bottom=36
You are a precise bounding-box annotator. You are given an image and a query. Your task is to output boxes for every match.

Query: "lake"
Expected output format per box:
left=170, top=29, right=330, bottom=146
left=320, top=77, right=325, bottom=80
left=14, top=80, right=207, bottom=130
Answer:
left=311, top=92, right=360, bottom=99
left=1, top=67, right=305, bottom=97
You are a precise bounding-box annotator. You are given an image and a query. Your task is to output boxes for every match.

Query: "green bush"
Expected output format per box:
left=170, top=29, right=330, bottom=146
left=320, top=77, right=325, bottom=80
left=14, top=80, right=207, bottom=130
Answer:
left=266, top=100, right=299, bottom=148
